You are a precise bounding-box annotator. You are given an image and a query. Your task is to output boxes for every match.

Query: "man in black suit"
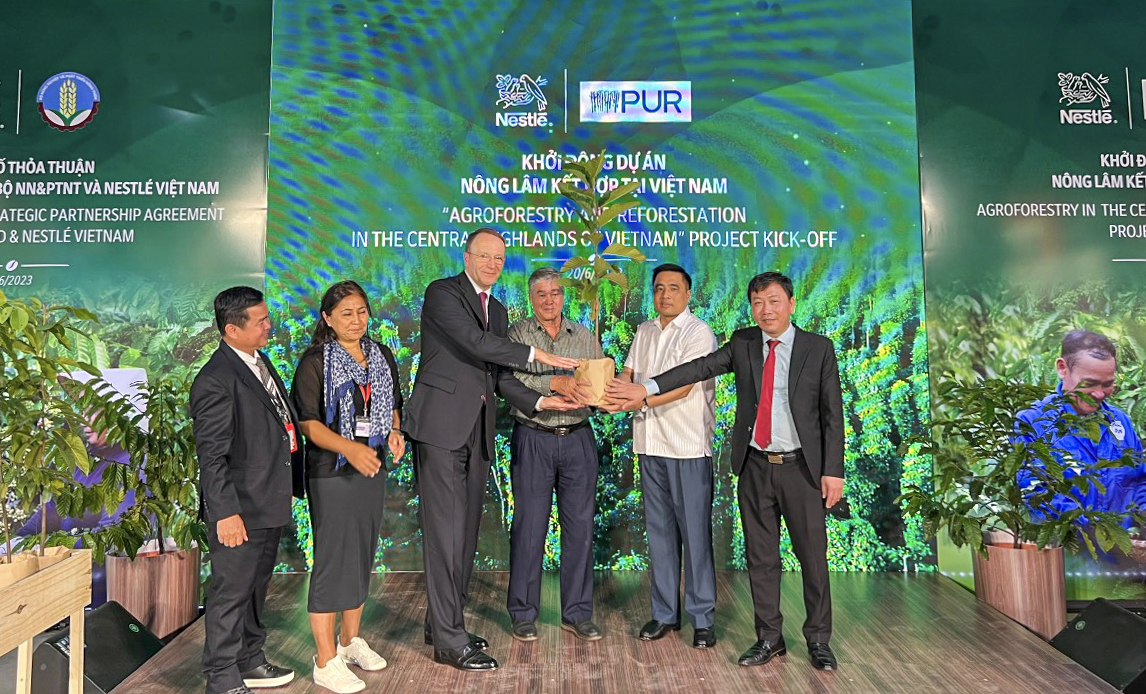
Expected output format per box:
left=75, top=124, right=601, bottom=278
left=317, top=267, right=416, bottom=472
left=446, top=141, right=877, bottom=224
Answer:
left=190, top=287, right=305, bottom=694
left=606, top=271, right=844, bottom=670
left=404, top=228, right=579, bottom=671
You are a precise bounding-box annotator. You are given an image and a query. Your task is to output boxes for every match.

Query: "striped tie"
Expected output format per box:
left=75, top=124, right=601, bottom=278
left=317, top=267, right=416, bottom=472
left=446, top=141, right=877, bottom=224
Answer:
left=256, top=355, right=290, bottom=424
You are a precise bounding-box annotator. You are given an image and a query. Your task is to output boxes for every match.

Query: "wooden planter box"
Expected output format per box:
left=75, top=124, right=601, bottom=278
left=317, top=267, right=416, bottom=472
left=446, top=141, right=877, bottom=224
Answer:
left=107, top=547, right=200, bottom=639
left=973, top=541, right=1066, bottom=640
left=0, top=549, right=92, bottom=694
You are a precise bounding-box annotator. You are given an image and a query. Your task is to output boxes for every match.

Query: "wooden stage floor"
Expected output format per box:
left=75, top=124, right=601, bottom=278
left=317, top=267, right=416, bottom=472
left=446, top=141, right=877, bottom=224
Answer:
left=114, top=571, right=1115, bottom=694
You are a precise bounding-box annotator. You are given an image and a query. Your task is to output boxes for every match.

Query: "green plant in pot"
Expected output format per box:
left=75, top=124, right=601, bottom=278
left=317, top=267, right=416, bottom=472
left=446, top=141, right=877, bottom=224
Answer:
left=0, top=293, right=135, bottom=586
left=556, top=151, right=646, bottom=339
left=899, top=376, right=1146, bottom=638
left=77, top=370, right=207, bottom=638
left=79, top=371, right=206, bottom=561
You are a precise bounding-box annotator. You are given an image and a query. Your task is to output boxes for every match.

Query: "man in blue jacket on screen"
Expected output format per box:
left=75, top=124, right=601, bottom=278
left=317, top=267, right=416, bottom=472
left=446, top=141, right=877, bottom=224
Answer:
left=1014, top=329, right=1146, bottom=530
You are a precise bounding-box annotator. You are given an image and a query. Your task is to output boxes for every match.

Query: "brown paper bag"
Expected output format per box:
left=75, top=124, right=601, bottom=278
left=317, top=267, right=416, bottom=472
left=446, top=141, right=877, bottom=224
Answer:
left=573, top=358, right=615, bottom=407
left=0, top=552, right=39, bottom=589
left=36, top=545, right=72, bottom=570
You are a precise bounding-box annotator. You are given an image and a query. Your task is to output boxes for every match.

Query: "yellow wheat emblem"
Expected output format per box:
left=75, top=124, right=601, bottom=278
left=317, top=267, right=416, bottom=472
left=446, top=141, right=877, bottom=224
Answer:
left=59, top=79, right=77, bottom=120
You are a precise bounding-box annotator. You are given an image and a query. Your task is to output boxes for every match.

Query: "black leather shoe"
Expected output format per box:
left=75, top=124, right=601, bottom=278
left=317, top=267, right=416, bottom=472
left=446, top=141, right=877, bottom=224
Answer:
left=561, top=619, right=603, bottom=641
left=432, top=643, right=498, bottom=671
left=240, top=662, right=295, bottom=688
left=638, top=620, right=680, bottom=641
left=219, top=687, right=255, bottom=694
left=511, top=620, right=539, bottom=641
left=738, top=638, right=787, bottom=666
left=693, top=627, right=717, bottom=649
left=808, top=642, right=837, bottom=670
left=424, top=628, right=489, bottom=651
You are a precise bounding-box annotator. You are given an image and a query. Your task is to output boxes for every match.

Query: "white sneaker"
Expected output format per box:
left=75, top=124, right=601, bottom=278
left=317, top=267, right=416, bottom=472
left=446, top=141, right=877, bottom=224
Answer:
left=338, top=636, right=388, bottom=671
left=313, top=655, right=365, bottom=694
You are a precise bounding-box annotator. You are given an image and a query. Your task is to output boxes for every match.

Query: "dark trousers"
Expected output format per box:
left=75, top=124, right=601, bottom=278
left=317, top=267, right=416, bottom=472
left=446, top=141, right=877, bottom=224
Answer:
left=203, top=525, right=282, bottom=694
left=507, top=423, right=598, bottom=624
left=639, top=454, right=716, bottom=629
left=414, top=414, right=490, bottom=652
left=738, top=448, right=832, bottom=644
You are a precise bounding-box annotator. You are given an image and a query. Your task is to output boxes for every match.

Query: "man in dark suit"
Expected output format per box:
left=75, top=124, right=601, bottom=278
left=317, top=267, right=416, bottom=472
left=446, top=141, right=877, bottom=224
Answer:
left=404, top=228, right=579, bottom=671
left=606, top=271, right=844, bottom=670
left=190, top=287, right=305, bottom=694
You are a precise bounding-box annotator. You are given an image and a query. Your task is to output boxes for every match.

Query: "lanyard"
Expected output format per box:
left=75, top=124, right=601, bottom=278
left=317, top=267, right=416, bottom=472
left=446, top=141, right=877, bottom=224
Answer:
left=359, top=383, right=371, bottom=416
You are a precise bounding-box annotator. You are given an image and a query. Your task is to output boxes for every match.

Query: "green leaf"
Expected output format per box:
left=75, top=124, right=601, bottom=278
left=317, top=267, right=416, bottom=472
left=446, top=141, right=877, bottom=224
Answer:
left=9, top=306, right=29, bottom=332
left=598, top=180, right=641, bottom=207
left=586, top=151, right=606, bottom=179
left=600, top=271, right=628, bottom=291
left=600, top=244, right=646, bottom=262
left=563, top=161, right=591, bottom=184
left=559, top=257, right=590, bottom=272
left=64, top=431, right=92, bottom=475
left=596, top=200, right=640, bottom=229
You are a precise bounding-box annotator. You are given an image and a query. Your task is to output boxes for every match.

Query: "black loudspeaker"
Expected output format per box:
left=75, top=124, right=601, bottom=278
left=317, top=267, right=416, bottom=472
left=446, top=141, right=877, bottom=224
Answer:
left=1050, top=598, right=1146, bottom=694
left=31, top=600, right=165, bottom=694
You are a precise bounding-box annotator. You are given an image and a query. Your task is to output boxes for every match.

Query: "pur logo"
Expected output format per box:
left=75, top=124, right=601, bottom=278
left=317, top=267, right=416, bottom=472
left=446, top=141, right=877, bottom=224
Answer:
left=579, top=81, right=692, bottom=123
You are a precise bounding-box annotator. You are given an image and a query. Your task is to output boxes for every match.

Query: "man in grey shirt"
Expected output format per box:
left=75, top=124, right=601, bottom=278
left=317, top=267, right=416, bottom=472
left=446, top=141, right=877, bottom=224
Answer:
left=506, top=266, right=604, bottom=642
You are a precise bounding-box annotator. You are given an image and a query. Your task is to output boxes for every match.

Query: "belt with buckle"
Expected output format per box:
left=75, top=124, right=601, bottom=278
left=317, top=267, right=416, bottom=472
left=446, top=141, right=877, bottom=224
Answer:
left=517, top=419, right=590, bottom=436
left=755, top=448, right=803, bottom=464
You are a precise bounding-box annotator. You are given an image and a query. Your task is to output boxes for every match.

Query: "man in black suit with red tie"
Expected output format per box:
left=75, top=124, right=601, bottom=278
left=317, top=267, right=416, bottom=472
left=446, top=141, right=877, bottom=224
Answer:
left=404, top=228, right=579, bottom=671
left=190, top=287, right=305, bottom=694
left=607, top=271, right=844, bottom=670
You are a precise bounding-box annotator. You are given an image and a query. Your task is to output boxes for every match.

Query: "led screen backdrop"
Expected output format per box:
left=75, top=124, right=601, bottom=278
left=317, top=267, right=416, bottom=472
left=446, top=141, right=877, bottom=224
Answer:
left=914, top=0, right=1146, bottom=600
left=265, top=0, right=930, bottom=572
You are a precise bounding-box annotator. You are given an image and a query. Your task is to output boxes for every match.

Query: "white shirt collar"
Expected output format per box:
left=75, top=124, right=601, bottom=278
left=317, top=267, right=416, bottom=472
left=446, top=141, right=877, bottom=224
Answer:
left=762, top=322, right=796, bottom=346
left=656, top=306, right=695, bottom=331
left=464, top=270, right=488, bottom=295
left=226, top=342, right=259, bottom=366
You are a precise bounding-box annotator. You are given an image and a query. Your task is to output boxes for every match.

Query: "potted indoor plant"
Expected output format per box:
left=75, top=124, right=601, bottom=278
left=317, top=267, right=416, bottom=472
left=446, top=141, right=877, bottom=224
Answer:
left=84, top=371, right=206, bottom=638
left=0, top=292, right=117, bottom=680
left=0, top=293, right=134, bottom=567
left=900, top=377, right=1146, bottom=639
left=556, top=150, right=645, bottom=339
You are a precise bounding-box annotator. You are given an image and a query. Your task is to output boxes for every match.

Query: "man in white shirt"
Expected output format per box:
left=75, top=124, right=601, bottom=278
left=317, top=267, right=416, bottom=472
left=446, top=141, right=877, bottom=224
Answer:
left=607, top=263, right=719, bottom=648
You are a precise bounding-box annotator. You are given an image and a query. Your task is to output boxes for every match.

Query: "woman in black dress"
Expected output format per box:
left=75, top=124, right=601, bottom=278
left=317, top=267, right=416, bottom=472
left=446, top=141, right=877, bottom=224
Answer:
left=291, top=280, right=404, bottom=693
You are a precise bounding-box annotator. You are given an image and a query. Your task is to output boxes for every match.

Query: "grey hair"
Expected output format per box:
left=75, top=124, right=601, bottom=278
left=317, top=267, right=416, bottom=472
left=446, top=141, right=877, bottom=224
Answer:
left=528, top=266, right=563, bottom=290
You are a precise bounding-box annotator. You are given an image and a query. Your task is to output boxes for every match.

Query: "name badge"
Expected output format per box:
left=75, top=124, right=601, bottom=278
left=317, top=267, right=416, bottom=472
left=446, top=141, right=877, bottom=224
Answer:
left=1111, top=420, right=1126, bottom=442
left=355, top=417, right=372, bottom=438
left=285, top=422, right=298, bottom=453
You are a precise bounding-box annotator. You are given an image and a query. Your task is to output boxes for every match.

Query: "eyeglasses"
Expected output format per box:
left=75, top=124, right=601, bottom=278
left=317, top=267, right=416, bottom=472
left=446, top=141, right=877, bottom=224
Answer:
left=467, top=251, right=505, bottom=265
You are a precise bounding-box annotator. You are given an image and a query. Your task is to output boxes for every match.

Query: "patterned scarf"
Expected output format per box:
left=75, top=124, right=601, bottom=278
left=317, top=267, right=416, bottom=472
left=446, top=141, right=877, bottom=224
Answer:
left=323, top=338, right=394, bottom=469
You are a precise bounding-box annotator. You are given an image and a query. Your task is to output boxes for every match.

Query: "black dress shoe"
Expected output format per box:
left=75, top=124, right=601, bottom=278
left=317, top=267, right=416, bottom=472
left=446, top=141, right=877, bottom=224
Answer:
left=432, top=643, right=498, bottom=671
left=638, top=620, right=680, bottom=641
left=511, top=620, right=539, bottom=641
left=424, top=628, right=489, bottom=651
left=561, top=619, right=603, bottom=641
left=808, top=642, right=837, bottom=670
left=693, top=627, right=717, bottom=649
left=738, top=638, right=787, bottom=666
left=219, top=686, right=255, bottom=694
left=240, top=662, right=295, bottom=688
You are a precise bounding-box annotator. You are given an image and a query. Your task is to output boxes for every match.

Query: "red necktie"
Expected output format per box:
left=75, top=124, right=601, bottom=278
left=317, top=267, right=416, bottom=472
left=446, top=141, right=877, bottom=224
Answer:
left=754, top=339, right=780, bottom=449
left=479, top=291, right=490, bottom=404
